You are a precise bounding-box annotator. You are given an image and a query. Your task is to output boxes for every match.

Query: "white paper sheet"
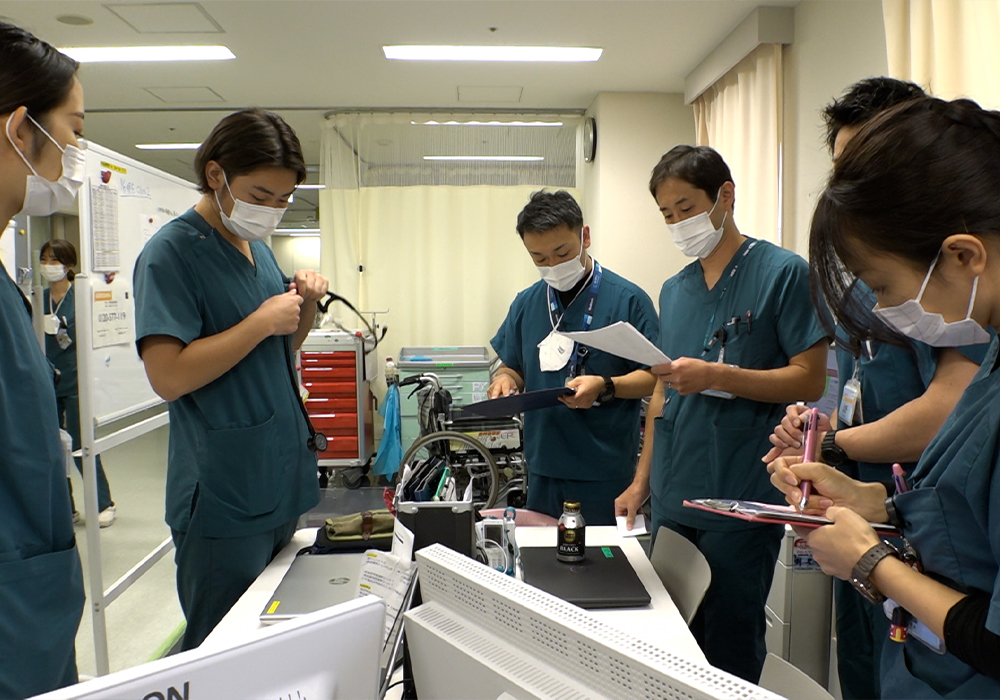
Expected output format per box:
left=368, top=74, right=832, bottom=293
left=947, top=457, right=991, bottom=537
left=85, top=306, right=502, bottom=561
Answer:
left=616, top=513, right=648, bottom=537
left=559, top=321, right=671, bottom=367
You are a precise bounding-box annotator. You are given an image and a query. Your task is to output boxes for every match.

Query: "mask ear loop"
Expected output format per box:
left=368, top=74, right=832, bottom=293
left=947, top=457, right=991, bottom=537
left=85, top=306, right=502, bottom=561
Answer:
left=965, top=276, right=980, bottom=320
left=6, top=113, right=41, bottom=177
left=914, top=252, right=941, bottom=304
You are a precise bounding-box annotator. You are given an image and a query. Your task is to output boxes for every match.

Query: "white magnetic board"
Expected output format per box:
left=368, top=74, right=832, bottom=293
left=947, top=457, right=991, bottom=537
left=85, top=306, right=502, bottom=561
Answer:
left=76, top=143, right=199, bottom=425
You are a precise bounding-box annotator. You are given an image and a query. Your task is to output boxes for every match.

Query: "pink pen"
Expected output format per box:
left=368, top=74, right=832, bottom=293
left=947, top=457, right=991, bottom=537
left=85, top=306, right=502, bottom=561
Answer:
left=799, top=407, right=819, bottom=510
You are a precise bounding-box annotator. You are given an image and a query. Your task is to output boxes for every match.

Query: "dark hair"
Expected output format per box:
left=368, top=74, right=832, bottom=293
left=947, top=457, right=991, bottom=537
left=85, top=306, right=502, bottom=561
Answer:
left=822, top=77, right=926, bottom=154
left=0, top=22, right=80, bottom=153
left=810, top=96, right=1000, bottom=344
left=194, top=108, right=306, bottom=193
left=40, top=239, right=78, bottom=281
left=649, top=145, right=733, bottom=204
left=516, top=190, right=584, bottom=238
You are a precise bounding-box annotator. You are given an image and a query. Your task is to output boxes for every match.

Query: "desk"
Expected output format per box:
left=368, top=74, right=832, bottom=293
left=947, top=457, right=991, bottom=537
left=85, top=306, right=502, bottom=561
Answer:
left=205, top=526, right=705, bottom=665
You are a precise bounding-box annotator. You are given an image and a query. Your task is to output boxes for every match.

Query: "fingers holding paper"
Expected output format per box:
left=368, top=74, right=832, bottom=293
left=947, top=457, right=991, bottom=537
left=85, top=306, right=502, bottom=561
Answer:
left=804, top=507, right=882, bottom=580
left=652, top=357, right=716, bottom=395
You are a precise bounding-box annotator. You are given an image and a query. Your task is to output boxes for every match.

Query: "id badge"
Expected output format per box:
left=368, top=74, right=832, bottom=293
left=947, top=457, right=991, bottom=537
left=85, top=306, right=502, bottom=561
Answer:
left=44, top=314, right=60, bottom=336
left=883, top=599, right=946, bottom=655
left=538, top=331, right=574, bottom=372
left=839, top=378, right=861, bottom=426
left=56, top=327, right=72, bottom=350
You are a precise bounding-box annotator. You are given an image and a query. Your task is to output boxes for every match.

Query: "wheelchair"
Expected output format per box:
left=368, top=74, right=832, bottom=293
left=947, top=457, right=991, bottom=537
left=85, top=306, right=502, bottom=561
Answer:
left=395, top=373, right=527, bottom=510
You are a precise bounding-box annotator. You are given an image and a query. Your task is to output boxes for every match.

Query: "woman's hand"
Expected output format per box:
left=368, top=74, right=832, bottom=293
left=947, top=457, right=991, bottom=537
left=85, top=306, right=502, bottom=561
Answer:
left=805, top=506, right=881, bottom=580
left=767, top=456, right=889, bottom=522
left=762, top=404, right=832, bottom=462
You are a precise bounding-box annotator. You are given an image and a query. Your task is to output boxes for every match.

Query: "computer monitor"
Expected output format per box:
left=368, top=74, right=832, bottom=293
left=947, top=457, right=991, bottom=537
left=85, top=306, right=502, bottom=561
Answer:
left=31, top=597, right=384, bottom=700
left=406, top=544, right=782, bottom=700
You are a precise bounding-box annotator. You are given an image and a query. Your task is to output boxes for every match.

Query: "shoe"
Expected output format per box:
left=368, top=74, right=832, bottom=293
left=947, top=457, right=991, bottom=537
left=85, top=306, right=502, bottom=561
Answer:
left=98, top=506, right=116, bottom=528
left=72, top=510, right=83, bottom=525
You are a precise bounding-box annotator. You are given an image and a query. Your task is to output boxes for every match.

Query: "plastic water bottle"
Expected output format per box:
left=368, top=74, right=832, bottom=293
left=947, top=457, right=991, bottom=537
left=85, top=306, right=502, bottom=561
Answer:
left=385, top=357, right=399, bottom=386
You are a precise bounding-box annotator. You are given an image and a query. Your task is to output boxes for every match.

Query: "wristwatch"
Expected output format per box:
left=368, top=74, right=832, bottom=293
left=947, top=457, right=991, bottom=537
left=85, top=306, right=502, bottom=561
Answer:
left=598, top=376, right=615, bottom=404
left=821, top=430, right=850, bottom=467
left=850, top=540, right=901, bottom=604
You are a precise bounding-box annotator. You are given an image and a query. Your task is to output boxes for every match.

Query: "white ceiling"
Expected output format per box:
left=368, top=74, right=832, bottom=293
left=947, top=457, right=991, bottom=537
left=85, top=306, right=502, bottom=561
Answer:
left=0, top=0, right=797, bottom=222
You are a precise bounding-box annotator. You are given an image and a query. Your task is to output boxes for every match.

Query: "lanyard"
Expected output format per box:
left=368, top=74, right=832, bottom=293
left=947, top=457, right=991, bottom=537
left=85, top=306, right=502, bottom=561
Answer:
left=48, top=284, right=70, bottom=317
left=547, top=261, right=603, bottom=378
left=701, top=240, right=758, bottom=355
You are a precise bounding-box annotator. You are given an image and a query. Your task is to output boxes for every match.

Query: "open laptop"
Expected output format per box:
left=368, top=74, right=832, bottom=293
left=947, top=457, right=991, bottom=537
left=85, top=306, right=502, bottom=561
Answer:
left=519, top=546, right=651, bottom=610
left=260, top=553, right=366, bottom=625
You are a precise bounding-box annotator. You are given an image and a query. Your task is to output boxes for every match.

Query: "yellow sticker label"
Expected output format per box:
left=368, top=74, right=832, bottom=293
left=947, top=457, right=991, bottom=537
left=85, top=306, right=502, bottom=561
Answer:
left=100, top=161, right=127, bottom=174
left=93, top=291, right=112, bottom=301
left=266, top=600, right=280, bottom=614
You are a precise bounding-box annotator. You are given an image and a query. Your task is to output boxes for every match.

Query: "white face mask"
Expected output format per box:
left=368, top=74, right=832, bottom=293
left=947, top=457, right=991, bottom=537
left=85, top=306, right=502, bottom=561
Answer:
left=41, top=263, right=67, bottom=283
left=873, top=254, right=991, bottom=347
left=537, top=230, right=589, bottom=292
left=667, top=189, right=727, bottom=258
left=215, top=172, right=286, bottom=242
left=6, top=114, right=86, bottom=217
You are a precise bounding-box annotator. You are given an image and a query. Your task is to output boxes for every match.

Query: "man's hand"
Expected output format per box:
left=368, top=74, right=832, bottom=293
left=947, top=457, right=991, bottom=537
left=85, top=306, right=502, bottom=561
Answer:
left=651, top=357, right=718, bottom=395
left=615, top=481, right=650, bottom=530
left=488, top=373, right=519, bottom=399
left=292, top=269, right=329, bottom=304
left=559, top=375, right=604, bottom=409
left=762, top=404, right=832, bottom=462
left=254, top=290, right=303, bottom=336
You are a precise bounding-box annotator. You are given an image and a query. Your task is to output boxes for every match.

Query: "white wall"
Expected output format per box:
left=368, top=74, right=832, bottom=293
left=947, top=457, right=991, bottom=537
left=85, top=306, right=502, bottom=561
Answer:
left=272, top=235, right=321, bottom=276
left=782, top=0, right=889, bottom=258
left=583, top=92, right=696, bottom=308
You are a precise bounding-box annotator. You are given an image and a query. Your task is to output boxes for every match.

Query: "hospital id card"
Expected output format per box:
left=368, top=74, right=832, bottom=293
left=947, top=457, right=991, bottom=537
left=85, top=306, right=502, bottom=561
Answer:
left=839, top=378, right=861, bottom=426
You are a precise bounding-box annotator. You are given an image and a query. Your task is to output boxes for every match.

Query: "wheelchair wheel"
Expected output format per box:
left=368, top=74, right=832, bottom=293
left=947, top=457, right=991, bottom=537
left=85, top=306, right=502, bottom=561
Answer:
left=398, top=430, right=500, bottom=509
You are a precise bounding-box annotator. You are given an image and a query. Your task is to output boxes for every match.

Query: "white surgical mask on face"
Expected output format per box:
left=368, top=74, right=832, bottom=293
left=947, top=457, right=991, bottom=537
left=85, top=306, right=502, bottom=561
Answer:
left=41, top=264, right=67, bottom=283
left=667, top=189, right=727, bottom=258
left=537, top=230, right=589, bottom=292
left=873, top=254, right=991, bottom=347
left=6, top=114, right=86, bottom=217
left=215, top=172, right=286, bottom=242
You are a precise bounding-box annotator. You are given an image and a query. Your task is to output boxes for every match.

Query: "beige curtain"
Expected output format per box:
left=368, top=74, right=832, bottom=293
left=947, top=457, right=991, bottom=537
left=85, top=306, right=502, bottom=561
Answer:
left=883, top=0, right=1000, bottom=108
left=692, top=44, right=783, bottom=246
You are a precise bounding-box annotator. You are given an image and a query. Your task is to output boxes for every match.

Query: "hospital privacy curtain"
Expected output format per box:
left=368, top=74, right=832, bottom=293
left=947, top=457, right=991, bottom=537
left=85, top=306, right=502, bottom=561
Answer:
left=320, top=112, right=583, bottom=376
left=692, top=44, right=783, bottom=247
left=883, top=0, right=1000, bottom=109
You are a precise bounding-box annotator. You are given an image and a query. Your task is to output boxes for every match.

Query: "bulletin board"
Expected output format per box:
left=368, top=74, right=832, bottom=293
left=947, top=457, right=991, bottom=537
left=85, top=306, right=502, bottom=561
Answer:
left=76, top=143, right=199, bottom=425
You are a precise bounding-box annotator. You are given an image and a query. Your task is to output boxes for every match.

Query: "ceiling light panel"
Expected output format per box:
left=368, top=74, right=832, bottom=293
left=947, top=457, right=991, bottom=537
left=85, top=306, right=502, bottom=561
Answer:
left=135, top=143, right=202, bottom=150
left=105, top=3, right=224, bottom=34
left=60, top=45, right=235, bottom=62
left=383, top=46, right=602, bottom=62
left=423, top=155, right=545, bottom=162
left=144, top=86, right=225, bottom=103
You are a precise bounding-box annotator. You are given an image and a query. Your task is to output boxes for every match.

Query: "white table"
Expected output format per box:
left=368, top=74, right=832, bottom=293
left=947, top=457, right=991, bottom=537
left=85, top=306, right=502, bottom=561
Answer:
left=205, top=525, right=705, bottom=665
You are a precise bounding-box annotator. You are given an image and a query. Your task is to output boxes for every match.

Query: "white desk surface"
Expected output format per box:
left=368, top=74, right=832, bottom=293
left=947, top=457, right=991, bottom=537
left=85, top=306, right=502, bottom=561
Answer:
left=204, top=525, right=705, bottom=664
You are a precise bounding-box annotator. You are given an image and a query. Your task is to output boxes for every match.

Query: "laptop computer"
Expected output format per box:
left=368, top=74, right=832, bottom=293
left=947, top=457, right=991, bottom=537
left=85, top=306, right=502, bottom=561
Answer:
left=260, top=553, right=366, bottom=625
left=519, top=546, right=652, bottom=610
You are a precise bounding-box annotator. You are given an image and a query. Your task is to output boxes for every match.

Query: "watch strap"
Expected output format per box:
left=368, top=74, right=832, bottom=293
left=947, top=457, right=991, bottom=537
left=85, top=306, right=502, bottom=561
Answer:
left=599, top=375, right=615, bottom=403
left=821, top=430, right=848, bottom=467
left=850, top=541, right=899, bottom=604
left=884, top=496, right=905, bottom=530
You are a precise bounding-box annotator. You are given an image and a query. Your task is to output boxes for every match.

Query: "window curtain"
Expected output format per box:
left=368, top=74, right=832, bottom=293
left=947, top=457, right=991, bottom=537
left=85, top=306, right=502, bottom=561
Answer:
left=883, top=0, right=1000, bottom=108
left=319, top=112, right=582, bottom=382
left=692, top=44, right=783, bottom=246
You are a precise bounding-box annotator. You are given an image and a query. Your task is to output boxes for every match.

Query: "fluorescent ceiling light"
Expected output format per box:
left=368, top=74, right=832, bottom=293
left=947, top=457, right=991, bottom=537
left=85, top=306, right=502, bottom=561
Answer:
left=416, top=120, right=564, bottom=127
left=423, top=155, right=544, bottom=162
left=295, top=184, right=326, bottom=190
left=60, top=45, right=235, bottom=63
left=275, top=228, right=321, bottom=234
left=136, top=143, right=202, bottom=150
left=287, top=233, right=320, bottom=238
left=384, top=45, right=601, bottom=62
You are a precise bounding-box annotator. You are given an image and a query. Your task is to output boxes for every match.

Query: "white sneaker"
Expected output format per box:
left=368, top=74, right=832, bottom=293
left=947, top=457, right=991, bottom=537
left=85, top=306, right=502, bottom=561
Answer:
left=98, top=506, right=116, bottom=528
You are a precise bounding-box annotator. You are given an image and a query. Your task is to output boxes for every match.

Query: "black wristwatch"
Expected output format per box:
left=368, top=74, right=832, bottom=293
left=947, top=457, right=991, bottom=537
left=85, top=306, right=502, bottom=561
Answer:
left=821, top=430, right=850, bottom=467
left=850, top=540, right=901, bottom=604
left=598, top=376, right=615, bottom=404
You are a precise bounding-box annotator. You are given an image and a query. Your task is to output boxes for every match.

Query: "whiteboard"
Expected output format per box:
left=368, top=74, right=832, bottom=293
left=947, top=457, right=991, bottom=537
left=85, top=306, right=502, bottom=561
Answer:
left=76, top=143, right=199, bottom=425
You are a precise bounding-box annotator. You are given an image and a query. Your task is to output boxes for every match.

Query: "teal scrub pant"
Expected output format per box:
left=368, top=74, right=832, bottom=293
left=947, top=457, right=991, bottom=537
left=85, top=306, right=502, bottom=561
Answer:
left=527, top=472, right=633, bottom=526
left=58, top=395, right=114, bottom=512
left=652, top=517, right=783, bottom=684
left=172, top=519, right=297, bottom=650
left=835, top=577, right=889, bottom=699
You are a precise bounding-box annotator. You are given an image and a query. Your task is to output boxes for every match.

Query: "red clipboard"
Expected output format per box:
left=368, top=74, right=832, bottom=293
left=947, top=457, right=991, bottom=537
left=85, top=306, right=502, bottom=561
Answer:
left=683, top=498, right=900, bottom=536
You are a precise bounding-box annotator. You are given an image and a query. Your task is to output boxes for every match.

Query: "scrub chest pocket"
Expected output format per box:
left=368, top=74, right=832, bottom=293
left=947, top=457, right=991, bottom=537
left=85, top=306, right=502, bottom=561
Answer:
left=199, top=413, right=286, bottom=517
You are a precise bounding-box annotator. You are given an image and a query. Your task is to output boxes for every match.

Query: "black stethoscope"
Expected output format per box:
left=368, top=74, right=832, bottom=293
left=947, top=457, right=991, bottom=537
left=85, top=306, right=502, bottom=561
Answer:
left=283, top=291, right=386, bottom=453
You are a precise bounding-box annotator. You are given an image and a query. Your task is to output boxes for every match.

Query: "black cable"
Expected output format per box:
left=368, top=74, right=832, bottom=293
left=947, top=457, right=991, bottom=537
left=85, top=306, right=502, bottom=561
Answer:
left=283, top=335, right=327, bottom=453
left=317, top=291, right=386, bottom=355
left=384, top=679, right=412, bottom=692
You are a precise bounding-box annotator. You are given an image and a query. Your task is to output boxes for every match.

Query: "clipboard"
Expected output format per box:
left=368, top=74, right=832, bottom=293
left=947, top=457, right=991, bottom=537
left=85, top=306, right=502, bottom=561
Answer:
left=461, top=386, right=575, bottom=418
left=683, top=498, right=900, bottom=536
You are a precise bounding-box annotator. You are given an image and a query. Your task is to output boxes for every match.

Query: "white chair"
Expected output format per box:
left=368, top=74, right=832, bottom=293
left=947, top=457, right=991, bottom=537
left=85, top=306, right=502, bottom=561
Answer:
left=759, top=653, right=835, bottom=700
left=649, top=526, right=712, bottom=625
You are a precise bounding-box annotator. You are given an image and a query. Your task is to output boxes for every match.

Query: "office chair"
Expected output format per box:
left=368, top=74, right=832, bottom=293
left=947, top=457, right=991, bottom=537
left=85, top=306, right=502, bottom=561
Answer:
left=649, top=526, right=712, bottom=625
left=759, top=653, right=834, bottom=700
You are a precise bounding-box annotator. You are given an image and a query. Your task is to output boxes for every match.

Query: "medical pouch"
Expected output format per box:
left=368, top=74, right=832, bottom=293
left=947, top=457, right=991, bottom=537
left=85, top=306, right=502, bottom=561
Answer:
left=306, top=509, right=395, bottom=554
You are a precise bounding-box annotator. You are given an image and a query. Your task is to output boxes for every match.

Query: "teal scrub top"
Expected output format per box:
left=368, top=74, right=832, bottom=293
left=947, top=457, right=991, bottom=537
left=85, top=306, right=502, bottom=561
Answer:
left=43, top=284, right=77, bottom=397
left=133, top=209, right=319, bottom=538
left=491, top=263, right=659, bottom=482
left=835, top=282, right=991, bottom=484
left=653, top=238, right=828, bottom=530
left=881, top=337, right=1000, bottom=698
left=0, top=262, right=84, bottom=698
